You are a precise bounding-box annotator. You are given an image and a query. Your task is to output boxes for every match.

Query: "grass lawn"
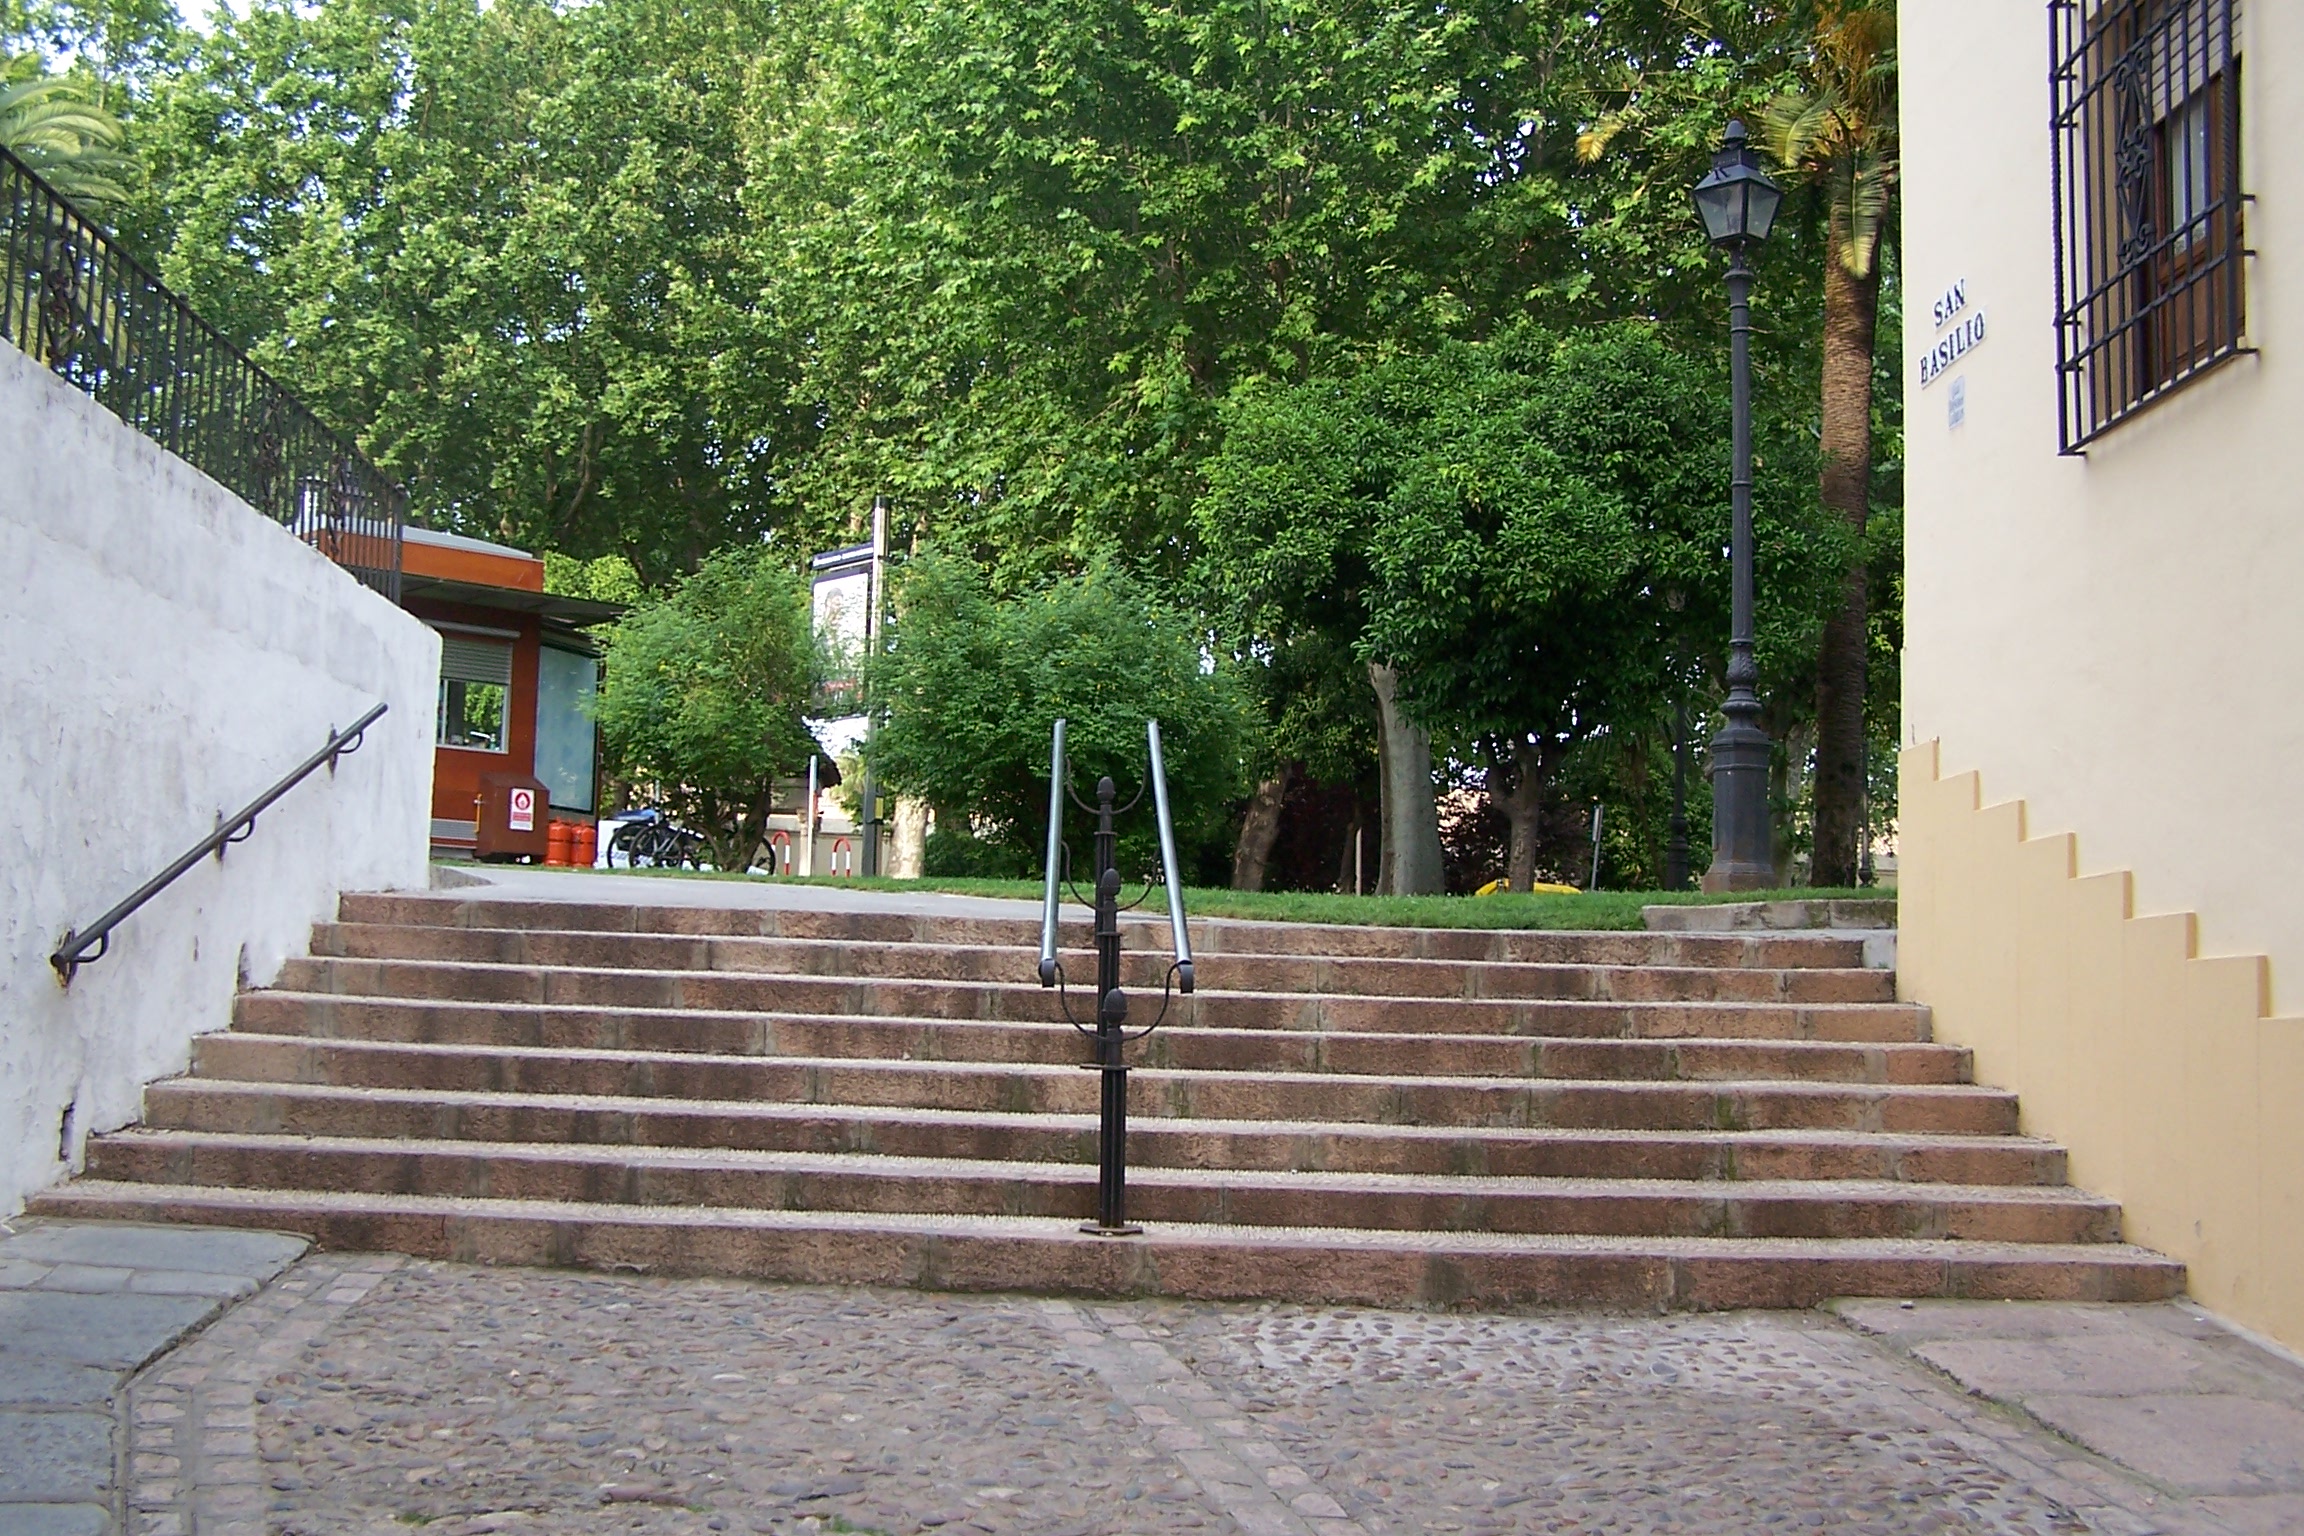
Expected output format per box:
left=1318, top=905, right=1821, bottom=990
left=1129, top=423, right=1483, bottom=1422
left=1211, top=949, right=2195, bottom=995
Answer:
left=537, top=863, right=1885, bottom=931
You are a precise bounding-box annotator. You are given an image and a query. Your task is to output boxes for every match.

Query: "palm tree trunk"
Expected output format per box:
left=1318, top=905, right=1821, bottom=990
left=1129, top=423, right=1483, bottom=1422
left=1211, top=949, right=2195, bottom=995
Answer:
left=1809, top=227, right=1880, bottom=888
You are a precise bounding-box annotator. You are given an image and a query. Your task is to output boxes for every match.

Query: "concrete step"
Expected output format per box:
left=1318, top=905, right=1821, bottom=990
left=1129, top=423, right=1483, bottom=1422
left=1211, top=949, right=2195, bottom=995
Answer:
left=138, top=1080, right=2068, bottom=1184
left=311, top=922, right=1898, bottom=1004
left=268, top=957, right=1933, bottom=1042
left=24, top=1181, right=2187, bottom=1310
left=32, top=887, right=2172, bottom=1313
left=233, top=994, right=1970, bottom=1084
left=340, top=893, right=1871, bottom=970
left=78, top=1132, right=2123, bottom=1243
left=188, top=1034, right=2020, bottom=1134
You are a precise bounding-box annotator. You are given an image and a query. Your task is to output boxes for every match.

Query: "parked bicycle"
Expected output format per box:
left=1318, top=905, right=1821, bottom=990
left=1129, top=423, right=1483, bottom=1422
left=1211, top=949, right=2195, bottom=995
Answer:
left=603, top=808, right=706, bottom=869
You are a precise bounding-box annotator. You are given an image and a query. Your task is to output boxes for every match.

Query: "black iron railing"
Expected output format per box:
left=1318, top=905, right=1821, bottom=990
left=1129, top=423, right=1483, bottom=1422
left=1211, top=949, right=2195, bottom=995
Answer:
left=2050, top=0, right=2249, bottom=453
left=51, top=703, right=387, bottom=984
left=0, top=143, right=403, bottom=596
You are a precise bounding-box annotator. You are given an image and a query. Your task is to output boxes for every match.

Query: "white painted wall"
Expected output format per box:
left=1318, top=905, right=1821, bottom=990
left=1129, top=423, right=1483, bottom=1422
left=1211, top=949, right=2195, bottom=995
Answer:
left=0, top=346, right=438, bottom=1216
left=1901, top=1, right=2304, bottom=1008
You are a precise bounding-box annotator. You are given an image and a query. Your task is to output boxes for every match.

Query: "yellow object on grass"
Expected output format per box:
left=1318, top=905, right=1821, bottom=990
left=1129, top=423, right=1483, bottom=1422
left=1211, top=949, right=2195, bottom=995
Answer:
left=1474, top=879, right=1584, bottom=897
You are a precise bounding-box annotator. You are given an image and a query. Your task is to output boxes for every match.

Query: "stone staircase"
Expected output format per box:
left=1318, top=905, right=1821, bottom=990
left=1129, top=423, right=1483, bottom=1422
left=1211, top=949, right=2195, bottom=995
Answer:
left=31, top=891, right=2185, bottom=1310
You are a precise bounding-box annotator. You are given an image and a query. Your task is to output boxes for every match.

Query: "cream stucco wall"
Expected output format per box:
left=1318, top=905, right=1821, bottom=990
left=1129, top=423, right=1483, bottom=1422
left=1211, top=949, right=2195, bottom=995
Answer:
left=1900, top=4, right=2304, bottom=1347
left=1902, top=0, right=2304, bottom=1012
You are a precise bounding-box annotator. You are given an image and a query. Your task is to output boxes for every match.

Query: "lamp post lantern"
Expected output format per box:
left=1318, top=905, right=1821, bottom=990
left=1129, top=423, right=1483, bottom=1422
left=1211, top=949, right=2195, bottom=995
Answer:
left=1692, top=119, right=1783, bottom=892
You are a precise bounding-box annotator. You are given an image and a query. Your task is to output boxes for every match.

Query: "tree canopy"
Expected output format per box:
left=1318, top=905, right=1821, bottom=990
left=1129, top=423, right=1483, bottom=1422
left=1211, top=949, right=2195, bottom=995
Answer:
left=7, top=0, right=1908, bottom=891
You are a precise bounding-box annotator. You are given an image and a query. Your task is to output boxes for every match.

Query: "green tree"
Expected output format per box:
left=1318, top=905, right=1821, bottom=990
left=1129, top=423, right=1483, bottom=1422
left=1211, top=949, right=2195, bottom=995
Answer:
left=867, top=552, right=1249, bottom=878
left=2, top=0, right=181, bottom=102
left=128, top=0, right=785, bottom=579
left=1759, top=0, right=1896, bottom=886
left=1204, top=323, right=1851, bottom=893
left=544, top=551, right=645, bottom=608
left=1194, top=366, right=1450, bottom=893
left=591, top=546, right=822, bottom=873
left=735, top=0, right=1606, bottom=574
left=1362, top=326, right=1740, bottom=891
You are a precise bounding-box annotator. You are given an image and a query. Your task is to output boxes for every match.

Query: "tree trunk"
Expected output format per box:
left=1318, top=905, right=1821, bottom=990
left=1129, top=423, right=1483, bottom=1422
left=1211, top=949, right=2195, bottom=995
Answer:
left=1809, top=227, right=1881, bottom=888
left=1368, top=662, right=1446, bottom=895
left=706, top=788, right=771, bottom=875
left=1494, top=739, right=1549, bottom=892
left=890, top=796, right=929, bottom=878
left=1231, top=761, right=1295, bottom=891
left=1771, top=713, right=1815, bottom=888
left=1337, top=809, right=1364, bottom=894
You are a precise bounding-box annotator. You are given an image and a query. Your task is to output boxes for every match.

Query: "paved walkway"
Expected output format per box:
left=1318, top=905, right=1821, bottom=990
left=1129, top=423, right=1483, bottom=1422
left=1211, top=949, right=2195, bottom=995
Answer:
left=0, top=1220, right=307, bottom=1536
left=0, top=1220, right=2281, bottom=1536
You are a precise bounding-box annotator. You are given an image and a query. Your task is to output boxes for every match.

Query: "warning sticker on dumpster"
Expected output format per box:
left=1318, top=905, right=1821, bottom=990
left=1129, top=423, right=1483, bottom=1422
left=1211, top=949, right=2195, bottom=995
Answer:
left=509, top=786, right=536, bottom=832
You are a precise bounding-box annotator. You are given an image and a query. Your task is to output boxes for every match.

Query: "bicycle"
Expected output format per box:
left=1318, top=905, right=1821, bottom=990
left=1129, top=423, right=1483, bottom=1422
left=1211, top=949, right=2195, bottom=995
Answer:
left=605, top=809, right=705, bottom=869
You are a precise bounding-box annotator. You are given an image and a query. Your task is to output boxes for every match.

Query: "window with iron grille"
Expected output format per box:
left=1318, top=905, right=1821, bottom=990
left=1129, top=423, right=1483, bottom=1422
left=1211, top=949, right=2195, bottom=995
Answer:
left=2050, top=0, right=2247, bottom=452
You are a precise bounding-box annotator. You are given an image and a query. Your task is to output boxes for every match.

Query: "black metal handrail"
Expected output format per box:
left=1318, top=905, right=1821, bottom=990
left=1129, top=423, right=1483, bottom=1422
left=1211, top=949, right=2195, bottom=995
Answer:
left=1036, top=717, right=1193, bottom=1236
left=0, top=142, right=403, bottom=598
left=51, top=703, right=388, bottom=984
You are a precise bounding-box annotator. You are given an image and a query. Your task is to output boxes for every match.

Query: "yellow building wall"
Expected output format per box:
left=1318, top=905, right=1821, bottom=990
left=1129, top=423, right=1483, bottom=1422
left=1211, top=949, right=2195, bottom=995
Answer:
left=1902, top=740, right=2304, bottom=1348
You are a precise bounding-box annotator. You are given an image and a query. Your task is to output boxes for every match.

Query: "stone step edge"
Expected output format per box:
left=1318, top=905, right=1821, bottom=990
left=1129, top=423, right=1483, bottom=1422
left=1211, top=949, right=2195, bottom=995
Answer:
left=142, top=1078, right=2070, bottom=1158
left=244, top=992, right=1932, bottom=1039
left=26, top=1182, right=2186, bottom=1309
left=201, top=1033, right=2006, bottom=1102
left=239, top=994, right=1956, bottom=1060
left=353, top=895, right=1869, bottom=960
left=321, top=922, right=1890, bottom=982
left=276, top=960, right=1926, bottom=1014
left=89, top=1129, right=2112, bottom=1207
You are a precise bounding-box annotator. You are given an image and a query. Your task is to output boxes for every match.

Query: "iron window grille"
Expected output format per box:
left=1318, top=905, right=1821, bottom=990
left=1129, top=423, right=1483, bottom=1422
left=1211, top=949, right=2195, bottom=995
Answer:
left=0, top=142, right=403, bottom=597
left=2050, top=0, right=2248, bottom=453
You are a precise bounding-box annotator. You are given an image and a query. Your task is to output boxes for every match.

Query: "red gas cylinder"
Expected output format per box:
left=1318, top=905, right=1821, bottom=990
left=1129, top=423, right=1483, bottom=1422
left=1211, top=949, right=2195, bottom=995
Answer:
left=545, top=820, right=575, bottom=867
left=573, top=822, right=598, bottom=867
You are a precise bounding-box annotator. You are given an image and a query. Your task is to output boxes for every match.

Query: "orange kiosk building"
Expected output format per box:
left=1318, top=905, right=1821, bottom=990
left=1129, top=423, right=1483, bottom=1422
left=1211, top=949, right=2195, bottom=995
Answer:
left=397, top=527, right=623, bottom=857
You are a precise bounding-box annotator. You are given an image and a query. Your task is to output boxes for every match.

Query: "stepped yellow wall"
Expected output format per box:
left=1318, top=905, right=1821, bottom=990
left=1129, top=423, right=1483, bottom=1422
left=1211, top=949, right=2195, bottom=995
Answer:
left=1900, top=743, right=2304, bottom=1347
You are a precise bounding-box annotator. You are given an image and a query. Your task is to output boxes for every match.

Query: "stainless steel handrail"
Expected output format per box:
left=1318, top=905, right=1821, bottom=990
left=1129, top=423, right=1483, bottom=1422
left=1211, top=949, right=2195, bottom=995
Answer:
left=50, top=702, right=388, bottom=984
left=1037, top=717, right=1067, bottom=985
left=1146, top=719, right=1194, bottom=992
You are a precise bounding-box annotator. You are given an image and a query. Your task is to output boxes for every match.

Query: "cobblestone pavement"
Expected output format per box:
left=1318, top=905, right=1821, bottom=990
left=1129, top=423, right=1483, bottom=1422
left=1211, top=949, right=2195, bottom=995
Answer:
left=120, top=1256, right=2278, bottom=1536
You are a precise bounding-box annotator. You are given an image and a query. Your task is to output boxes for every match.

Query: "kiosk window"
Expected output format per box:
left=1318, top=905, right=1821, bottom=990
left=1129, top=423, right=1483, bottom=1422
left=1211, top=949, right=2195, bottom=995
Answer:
left=438, top=636, right=513, bottom=752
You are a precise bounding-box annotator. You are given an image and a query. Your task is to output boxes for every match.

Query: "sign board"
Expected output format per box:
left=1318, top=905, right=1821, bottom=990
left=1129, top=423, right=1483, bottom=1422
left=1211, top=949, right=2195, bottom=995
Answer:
left=810, top=541, right=875, bottom=716
left=1919, top=277, right=1986, bottom=390
left=508, top=785, right=536, bottom=832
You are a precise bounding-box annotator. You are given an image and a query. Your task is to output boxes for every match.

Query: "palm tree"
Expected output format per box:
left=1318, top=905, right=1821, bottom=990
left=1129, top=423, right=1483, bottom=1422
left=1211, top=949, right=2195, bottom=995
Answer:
left=1, top=60, right=138, bottom=213
left=1758, top=1, right=1896, bottom=889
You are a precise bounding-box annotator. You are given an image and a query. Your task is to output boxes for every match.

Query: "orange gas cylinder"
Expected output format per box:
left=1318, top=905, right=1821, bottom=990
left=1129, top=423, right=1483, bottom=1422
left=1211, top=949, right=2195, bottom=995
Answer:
left=573, top=822, right=598, bottom=867
left=545, top=820, right=575, bottom=867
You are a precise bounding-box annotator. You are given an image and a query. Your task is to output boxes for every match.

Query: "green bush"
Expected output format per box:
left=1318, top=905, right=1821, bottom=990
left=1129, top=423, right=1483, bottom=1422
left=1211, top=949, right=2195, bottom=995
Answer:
left=592, top=547, right=821, bottom=872
left=868, top=554, right=1250, bottom=878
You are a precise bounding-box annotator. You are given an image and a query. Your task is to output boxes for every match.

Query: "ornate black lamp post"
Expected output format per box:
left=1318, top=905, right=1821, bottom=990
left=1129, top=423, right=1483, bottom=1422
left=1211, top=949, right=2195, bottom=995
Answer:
left=1691, top=120, right=1784, bottom=891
